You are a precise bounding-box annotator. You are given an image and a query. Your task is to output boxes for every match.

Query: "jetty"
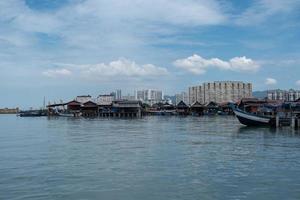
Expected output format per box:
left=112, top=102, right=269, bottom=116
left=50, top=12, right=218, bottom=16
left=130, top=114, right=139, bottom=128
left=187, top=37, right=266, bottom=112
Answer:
left=0, top=108, right=19, bottom=114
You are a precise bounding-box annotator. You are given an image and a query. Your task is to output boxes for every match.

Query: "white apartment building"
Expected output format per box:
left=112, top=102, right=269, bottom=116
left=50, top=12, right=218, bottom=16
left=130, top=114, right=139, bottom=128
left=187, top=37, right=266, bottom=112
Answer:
left=188, top=81, right=252, bottom=104
left=267, top=89, right=300, bottom=101
left=116, top=89, right=122, bottom=100
left=188, top=85, right=204, bottom=105
left=96, top=94, right=114, bottom=105
left=175, top=92, right=188, bottom=105
left=122, top=94, right=136, bottom=101
left=136, top=89, right=163, bottom=105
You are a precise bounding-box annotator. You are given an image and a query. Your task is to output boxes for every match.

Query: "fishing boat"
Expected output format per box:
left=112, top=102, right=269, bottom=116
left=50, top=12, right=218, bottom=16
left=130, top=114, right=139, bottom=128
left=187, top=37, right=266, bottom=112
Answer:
left=232, top=106, right=273, bottom=126
left=55, top=109, right=82, bottom=117
left=147, top=110, right=176, bottom=116
left=19, top=110, right=47, bottom=117
left=57, top=112, right=75, bottom=117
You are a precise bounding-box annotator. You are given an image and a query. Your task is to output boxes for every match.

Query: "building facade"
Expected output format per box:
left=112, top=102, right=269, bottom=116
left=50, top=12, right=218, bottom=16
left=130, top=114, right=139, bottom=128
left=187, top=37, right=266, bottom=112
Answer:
left=136, top=89, right=163, bottom=105
left=188, top=81, right=252, bottom=104
left=188, top=85, right=204, bottom=105
left=267, top=89, right=300, bottom=101
left=75, top=95, right=92, bottom=103
left=175, top=92, right=188, bottom=105
left=122, top=94, right=136, bottom=101
left=116, top=89, right=122, bottom=100
left=96, top=95, right=114, bottom=105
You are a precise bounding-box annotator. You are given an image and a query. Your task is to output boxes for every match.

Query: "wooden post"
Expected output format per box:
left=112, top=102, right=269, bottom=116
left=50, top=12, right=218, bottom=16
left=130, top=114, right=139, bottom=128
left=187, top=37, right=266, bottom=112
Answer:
left=276, top=115, right=280, bottom=128
left=291, top=116, right=295, bottom=128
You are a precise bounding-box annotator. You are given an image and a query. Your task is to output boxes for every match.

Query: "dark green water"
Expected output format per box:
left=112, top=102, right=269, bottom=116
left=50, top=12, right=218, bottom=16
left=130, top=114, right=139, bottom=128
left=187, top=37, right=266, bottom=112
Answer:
left=1, top=115, right=300, bottom=200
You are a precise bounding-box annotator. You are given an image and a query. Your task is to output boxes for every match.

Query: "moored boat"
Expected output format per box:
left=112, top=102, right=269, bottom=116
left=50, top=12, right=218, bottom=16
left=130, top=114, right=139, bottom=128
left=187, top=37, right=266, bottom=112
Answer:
left=55, top=109, right=82, bottom=117
left=232, top=106, right=272, bottom=126
left=18, top=110, right=47, bottom=117
left=57, top=112, right=75, bottom=117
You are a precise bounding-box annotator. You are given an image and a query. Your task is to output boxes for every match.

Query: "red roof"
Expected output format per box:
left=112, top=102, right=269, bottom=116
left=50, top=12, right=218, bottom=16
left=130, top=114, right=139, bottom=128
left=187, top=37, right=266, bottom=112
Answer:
left=83, top=101, right=98, bottom=107
left=67, top=100, right=81, bottom=106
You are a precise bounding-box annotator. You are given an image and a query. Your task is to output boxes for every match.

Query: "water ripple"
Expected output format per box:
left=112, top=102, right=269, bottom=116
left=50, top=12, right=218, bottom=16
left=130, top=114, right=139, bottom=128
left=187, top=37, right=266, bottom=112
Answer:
left=1, top=115, right=300, bottom=200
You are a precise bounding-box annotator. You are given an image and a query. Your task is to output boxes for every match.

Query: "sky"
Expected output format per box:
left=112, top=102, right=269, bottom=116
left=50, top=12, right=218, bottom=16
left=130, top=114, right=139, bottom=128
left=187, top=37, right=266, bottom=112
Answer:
left=1, top=0, right=300, bottom=108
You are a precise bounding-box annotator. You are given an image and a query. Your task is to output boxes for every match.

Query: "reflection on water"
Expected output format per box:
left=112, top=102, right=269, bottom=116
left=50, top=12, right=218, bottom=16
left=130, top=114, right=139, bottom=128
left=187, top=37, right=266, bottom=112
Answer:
left=1, top=115, right=300, bottom=200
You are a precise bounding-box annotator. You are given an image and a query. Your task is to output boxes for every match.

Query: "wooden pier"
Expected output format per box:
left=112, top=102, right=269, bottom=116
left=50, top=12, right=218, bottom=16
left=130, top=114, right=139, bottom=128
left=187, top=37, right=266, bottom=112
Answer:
left=275, top=116, right=300, bottom=129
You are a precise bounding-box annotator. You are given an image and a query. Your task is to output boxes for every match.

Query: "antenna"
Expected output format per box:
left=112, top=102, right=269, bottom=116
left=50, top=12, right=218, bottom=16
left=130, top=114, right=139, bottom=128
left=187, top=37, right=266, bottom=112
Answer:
left=43, top=96, right=46, bottom=109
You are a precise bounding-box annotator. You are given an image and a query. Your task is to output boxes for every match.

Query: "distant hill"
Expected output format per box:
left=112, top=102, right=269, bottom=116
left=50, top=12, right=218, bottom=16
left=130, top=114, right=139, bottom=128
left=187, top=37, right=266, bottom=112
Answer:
left=252, top=91, right=267, bottom=99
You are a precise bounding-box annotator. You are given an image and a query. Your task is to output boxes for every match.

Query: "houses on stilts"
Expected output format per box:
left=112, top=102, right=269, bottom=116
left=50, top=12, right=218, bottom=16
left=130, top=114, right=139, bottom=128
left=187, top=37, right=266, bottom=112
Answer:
left=46, top=94, right=300, bottom=130
left=47, top=94, right=241, bottom=118
left=48, top=99, right=143, bottom=118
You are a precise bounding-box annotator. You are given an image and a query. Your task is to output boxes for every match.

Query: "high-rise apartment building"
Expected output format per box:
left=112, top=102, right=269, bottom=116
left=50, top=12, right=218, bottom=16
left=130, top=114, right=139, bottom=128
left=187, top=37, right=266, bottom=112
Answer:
left=267, top=89, right=300, bottom=101
left=96, top=94, right=114, bottom=105
left=175, top=92, right=188, bottom=105
left=116, top=89, right=122, bottom=100
left=136, top=89, right=163, bottom=105
left=188, top=81, right=252, bottom=104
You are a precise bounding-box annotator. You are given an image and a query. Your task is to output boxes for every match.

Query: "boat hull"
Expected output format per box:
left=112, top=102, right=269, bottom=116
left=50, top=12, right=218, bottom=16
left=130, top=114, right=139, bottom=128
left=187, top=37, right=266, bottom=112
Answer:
left=19, top=110, right=47, bottom=117
left=19, top=113, right=45, bottom=117
left=233, top=108, right=272, bottom=126
left=57, top=113, right=75, bottom=117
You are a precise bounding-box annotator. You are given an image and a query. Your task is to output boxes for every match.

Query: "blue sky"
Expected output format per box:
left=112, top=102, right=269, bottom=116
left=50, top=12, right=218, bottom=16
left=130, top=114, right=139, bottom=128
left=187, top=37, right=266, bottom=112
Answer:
left=1, top=0, right=300, bottom=108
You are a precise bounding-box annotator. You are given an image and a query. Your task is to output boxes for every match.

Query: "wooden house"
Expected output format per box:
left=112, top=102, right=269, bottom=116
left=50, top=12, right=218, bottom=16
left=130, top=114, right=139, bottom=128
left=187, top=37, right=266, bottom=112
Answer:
left=176, top=101, right=189, bottom=115
left=190, top=101, right=204, bottom=116
left=82, top=101, right=98, bottom=117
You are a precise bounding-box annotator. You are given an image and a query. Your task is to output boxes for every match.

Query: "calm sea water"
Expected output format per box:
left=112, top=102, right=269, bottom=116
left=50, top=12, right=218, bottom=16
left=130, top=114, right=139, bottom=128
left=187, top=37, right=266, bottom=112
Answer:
left=1, top=115, right=300, bottom=200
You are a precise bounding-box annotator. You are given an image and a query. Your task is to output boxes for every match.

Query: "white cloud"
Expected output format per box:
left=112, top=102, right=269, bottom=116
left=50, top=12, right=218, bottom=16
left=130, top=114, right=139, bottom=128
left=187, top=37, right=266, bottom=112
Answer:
left=42, top=68, right=72, bottom=78
left=265, top=78, right=277, bottom=85
left=296, top=80, right=300, bottom=86
left=0, top=0, right=62, bottom=33
left=72, top=0, right=226, bottom=26
left=173, top=54, right=260, bottom=75
left=80, top=58, right=168, bottom=77
left=59, top=0, right=226, bottom=51
left=236, top=0, right=300, bottom=25
left=0, top=0, right=227, bottom=46
left=0, top=0, right=228, bottom=68
left=43, top=58, right=168, bottom=80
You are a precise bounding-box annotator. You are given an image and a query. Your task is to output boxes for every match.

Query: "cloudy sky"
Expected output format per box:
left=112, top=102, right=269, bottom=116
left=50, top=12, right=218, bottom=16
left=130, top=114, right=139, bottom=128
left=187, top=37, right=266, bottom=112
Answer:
left=1, top=0, right=300, bottom=108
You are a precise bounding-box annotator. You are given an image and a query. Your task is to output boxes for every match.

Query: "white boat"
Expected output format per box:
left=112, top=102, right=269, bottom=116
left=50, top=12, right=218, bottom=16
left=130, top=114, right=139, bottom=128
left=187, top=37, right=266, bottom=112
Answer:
left=57, top=112, right=75, bottom=117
